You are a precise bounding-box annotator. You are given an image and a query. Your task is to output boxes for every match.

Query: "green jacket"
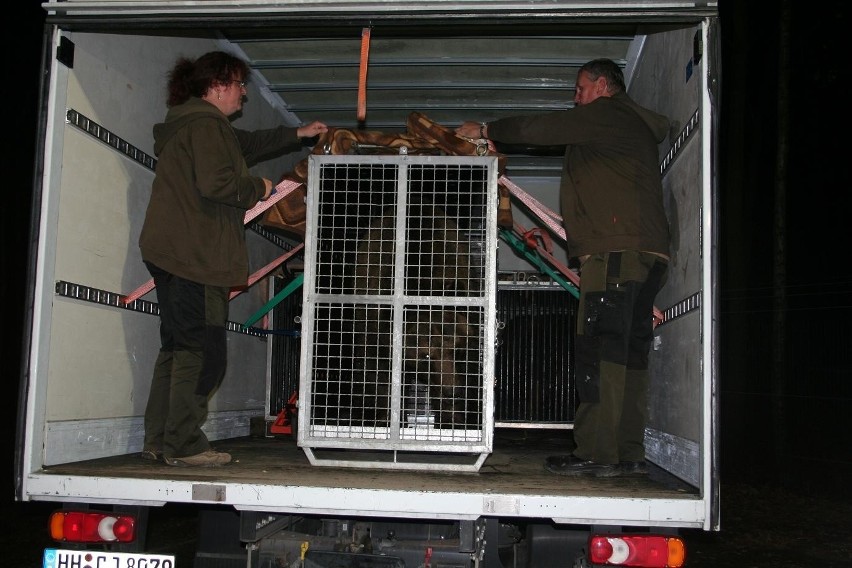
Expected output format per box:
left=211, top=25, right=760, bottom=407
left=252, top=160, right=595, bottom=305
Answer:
left=139, top=97, right=302, bottom=286
left=488, top=92, right=671, bottom=258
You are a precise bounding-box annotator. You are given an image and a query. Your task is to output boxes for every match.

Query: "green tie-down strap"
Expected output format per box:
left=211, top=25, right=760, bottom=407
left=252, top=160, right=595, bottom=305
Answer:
left=243, top=273, right=304, bottom=329
left=498, top=229, right=579, bottom=299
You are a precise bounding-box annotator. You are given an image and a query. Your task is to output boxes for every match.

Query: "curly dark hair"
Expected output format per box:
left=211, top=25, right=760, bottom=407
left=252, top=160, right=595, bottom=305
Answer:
left=165, top=51, right=250, bottom=107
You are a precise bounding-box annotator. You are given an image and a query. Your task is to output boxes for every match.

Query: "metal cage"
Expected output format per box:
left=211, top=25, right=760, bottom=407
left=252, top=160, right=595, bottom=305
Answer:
left=297, top=155, right=498, bottom=471
left=494, top=280, right=577, bottom=426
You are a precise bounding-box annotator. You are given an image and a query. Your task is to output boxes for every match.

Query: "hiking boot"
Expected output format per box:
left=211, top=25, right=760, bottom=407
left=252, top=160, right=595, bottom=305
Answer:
left=620, top=460, right=648, bottom=475
left=165, top=449, right=231, bottom=467
left=545, top=455, right=620, bottom=477
left=139, top=449, right=163, bottom=462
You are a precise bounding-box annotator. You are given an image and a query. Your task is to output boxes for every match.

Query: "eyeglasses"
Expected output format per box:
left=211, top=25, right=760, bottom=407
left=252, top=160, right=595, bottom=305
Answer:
left=229, top=80, right=247, bottom=88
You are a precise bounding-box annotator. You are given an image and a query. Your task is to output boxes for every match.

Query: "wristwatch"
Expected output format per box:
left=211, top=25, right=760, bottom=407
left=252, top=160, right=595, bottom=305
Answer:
left=479, top=122, right=487, bottom=139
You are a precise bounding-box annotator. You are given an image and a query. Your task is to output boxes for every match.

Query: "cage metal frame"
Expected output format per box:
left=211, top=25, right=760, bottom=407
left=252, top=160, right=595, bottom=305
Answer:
left=297, top=154, right=499, bottom=471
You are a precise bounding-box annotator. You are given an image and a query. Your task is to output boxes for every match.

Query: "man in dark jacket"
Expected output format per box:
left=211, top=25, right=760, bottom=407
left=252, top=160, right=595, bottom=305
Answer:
left=457, top=58, right=671, bottom=477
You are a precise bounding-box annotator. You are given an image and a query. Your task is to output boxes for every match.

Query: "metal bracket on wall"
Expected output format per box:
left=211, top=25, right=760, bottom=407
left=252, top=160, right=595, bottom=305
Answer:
left=660, top=108, right=700, bottom=175
left=65, top=108, right=157, bottom=171
left=657, top=291, right=701, bottom=327
left=54, top=280, right=266, bottom=337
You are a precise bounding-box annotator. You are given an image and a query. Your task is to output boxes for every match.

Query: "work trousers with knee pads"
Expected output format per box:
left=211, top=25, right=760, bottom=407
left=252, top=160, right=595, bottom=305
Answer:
left=572, top=251, right=668, bottom=465
left=143, top=262, right=229, bottom=459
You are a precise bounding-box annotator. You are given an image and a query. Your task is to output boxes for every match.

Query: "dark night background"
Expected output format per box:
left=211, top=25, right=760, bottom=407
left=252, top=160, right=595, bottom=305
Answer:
left=3, top=1, right=850, bottom=565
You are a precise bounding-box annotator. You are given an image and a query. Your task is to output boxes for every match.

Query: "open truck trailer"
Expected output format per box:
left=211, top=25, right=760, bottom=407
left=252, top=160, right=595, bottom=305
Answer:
left=18, top=1, right=720, bottom=566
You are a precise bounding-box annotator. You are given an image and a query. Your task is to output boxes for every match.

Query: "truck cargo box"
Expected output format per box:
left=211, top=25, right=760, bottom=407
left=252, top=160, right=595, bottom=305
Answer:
left=19, top=2, right=719, bottom=566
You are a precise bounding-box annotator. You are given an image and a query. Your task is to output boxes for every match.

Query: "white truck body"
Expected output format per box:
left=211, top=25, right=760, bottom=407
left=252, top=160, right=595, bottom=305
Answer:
left=18, top=1, right=720, bottom=565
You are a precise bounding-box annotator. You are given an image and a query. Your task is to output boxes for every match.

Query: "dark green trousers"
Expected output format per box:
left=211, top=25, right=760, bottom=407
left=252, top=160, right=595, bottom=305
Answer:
left=572, top=251, right=668, bottom=465
left=143, top=262, right=229, bottom=459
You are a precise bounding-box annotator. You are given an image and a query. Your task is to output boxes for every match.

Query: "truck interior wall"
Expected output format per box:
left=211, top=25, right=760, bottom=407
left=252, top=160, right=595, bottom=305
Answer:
left=35, top=30, right=305, bottom=466
left=629, top=24, right=708, bottom=488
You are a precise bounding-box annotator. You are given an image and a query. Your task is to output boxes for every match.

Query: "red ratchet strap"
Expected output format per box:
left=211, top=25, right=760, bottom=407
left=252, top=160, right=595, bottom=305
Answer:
left=122, top=178, right=304, bottom=305
left=501, top=174, right=665, bottom=326
left=513, top=220, right=580, bottom=289
left=357, top=27, right=371, bottom=122
left=523, top=227, right=553, bottom=253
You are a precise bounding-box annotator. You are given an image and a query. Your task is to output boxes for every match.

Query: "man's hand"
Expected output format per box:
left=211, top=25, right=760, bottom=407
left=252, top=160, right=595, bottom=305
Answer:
left=297, top=121, right=329, bottom=138
left=455, top=121, right=484, bottom=139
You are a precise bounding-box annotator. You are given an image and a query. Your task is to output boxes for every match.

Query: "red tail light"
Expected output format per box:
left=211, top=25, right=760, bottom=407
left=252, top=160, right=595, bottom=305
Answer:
left=49, top=511, right=137, bottom=543
left=588, top=534, right=685, bottom=567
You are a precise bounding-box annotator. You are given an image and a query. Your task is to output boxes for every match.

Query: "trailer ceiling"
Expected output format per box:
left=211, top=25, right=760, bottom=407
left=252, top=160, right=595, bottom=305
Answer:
left=43, top=2, right=714, bottom=170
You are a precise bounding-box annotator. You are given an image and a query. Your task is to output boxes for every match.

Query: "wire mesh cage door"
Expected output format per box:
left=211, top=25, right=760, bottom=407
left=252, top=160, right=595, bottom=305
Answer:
left=298, top=154, right=498, bottom=471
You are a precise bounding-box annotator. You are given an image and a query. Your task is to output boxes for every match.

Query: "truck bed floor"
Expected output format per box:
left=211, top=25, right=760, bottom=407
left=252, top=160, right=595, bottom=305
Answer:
left=40, top=429, right=697, bottom=501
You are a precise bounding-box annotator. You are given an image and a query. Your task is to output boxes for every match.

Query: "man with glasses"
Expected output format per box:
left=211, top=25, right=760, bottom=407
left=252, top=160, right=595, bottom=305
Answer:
left=139, top=51, right=327, bottom=467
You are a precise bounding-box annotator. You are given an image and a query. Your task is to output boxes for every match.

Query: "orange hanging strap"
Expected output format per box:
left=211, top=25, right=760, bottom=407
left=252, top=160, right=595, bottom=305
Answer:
left=357, top=27, right=371, bottom=122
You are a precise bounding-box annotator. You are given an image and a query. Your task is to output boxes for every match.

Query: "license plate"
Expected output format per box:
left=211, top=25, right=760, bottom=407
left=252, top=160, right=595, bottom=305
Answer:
left=44, top=548, right=175, bottom=568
